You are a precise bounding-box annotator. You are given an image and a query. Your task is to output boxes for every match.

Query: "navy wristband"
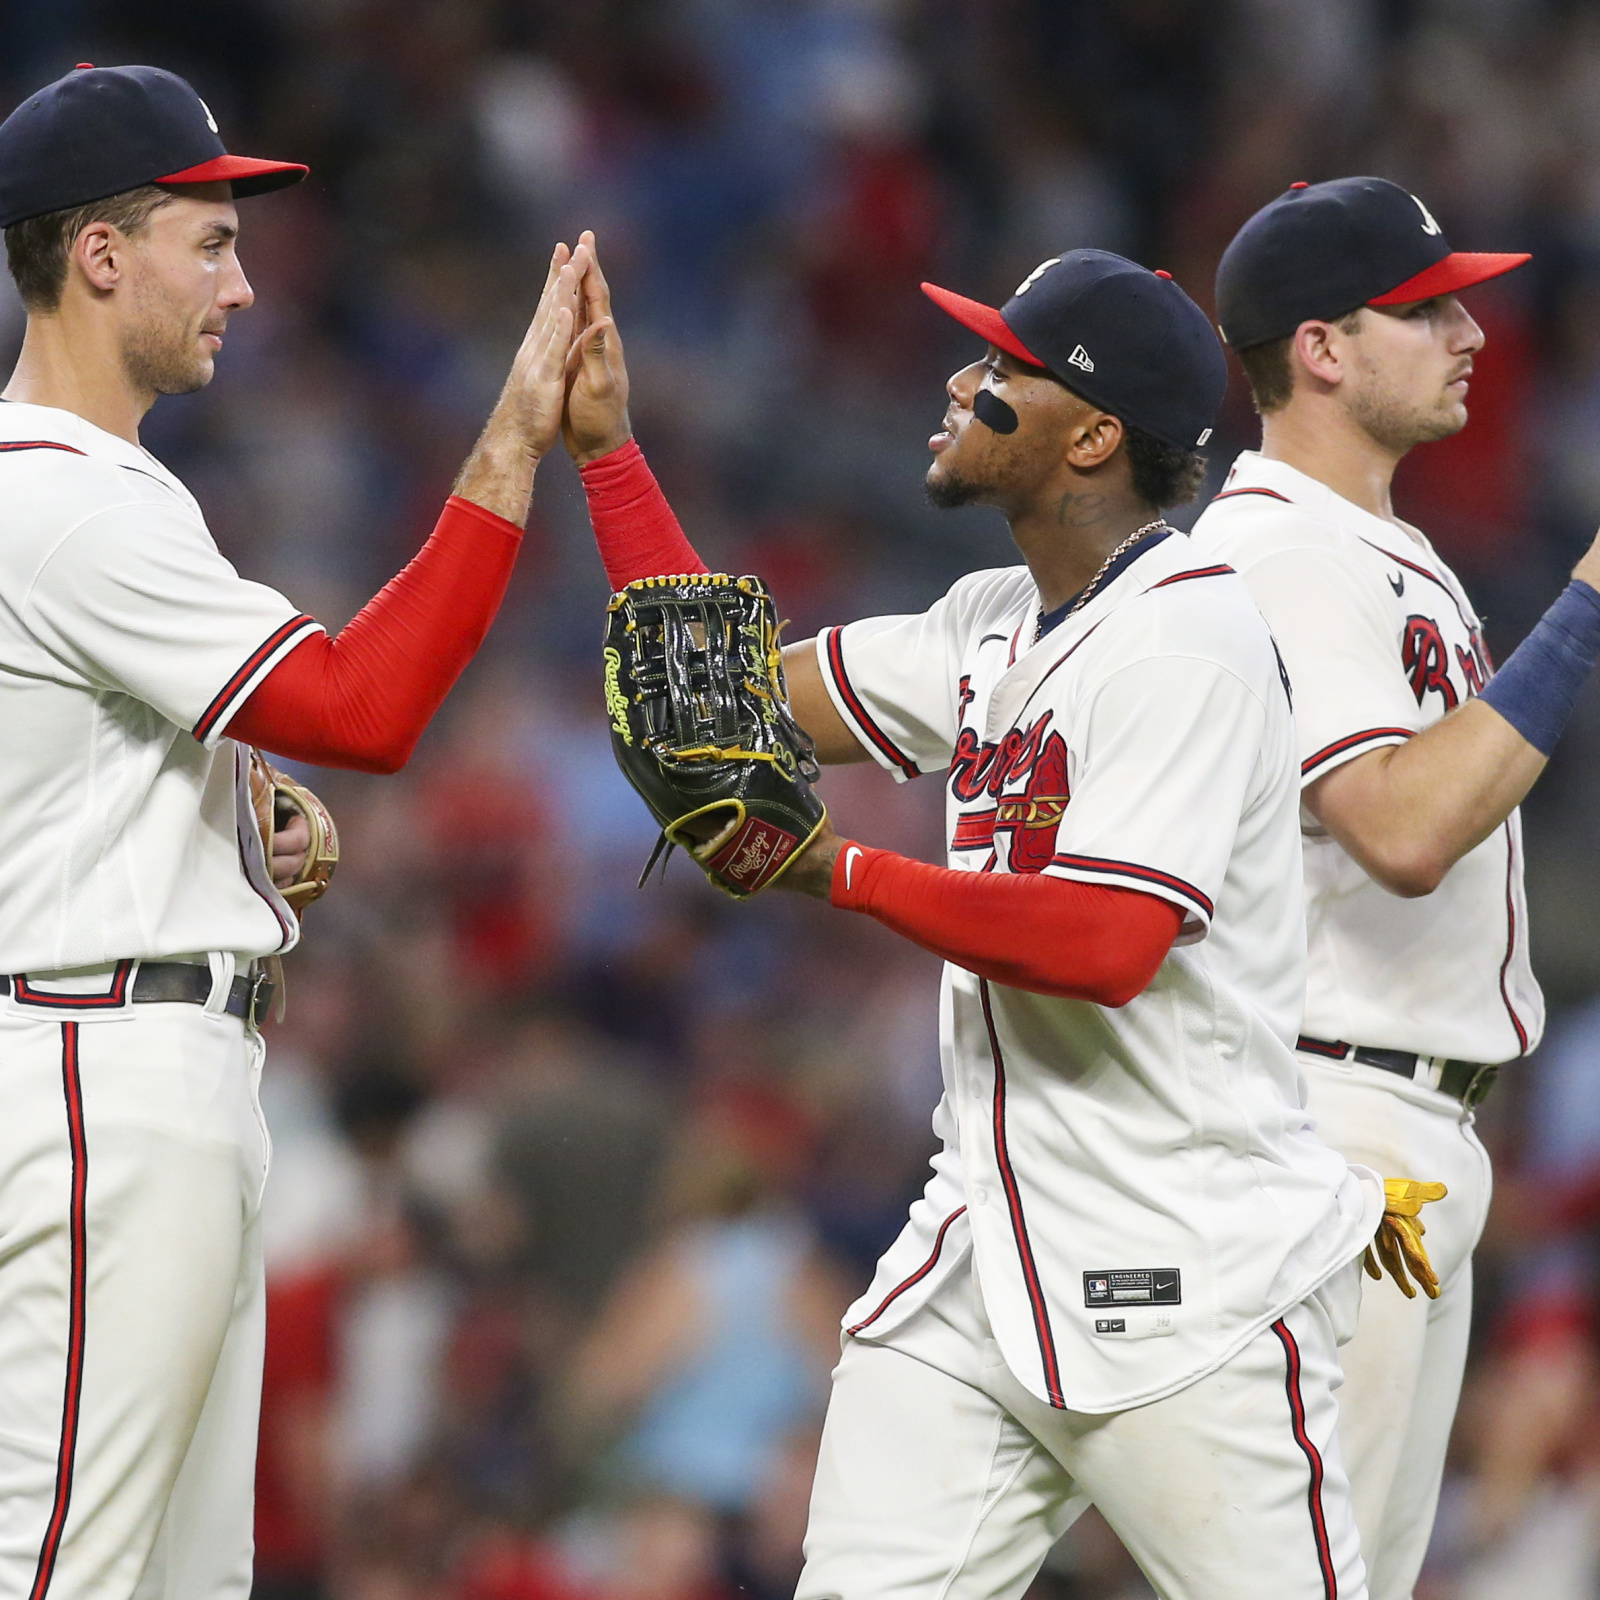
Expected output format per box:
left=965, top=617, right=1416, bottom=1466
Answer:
left=1479, top=580, right=1600, bottom=755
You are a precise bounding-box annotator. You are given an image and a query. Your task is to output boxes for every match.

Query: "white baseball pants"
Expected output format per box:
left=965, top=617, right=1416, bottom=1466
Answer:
left=0, top=995, right=269, bottom=1599
left=798, top=1255, right=1368, bottom=1600
left=1300, top=1057, right=1494, bottom=1600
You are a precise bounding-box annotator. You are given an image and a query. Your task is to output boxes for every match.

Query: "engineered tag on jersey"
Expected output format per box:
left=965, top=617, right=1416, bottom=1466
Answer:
left=1084, top=1269, right=1181, bottom=1306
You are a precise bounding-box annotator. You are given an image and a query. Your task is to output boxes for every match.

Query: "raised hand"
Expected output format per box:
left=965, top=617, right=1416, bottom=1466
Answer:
left=563, top=231, right=633, bottom=465
left=454, top=242, right=583, bottom=524
left=501, top=242, right=584, bottom=462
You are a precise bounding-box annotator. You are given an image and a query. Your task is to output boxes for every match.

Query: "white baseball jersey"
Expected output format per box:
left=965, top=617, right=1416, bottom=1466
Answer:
left=816, top=534, right=1381, bottom=1414
left=0, top=401, right=320, bottom=974
left=1191, top=451, right=1543, bottom=1064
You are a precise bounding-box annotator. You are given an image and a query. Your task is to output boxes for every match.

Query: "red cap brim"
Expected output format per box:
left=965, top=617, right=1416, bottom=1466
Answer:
left=1368, top=251, right=1530, bottom=306
left=156, top=153, right=308, bottom=197
left=921, top=282, right=1048, bottom=367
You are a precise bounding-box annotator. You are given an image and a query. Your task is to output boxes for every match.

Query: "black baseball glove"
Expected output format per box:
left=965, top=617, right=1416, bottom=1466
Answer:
left=604, top=573, right=826, bottom=897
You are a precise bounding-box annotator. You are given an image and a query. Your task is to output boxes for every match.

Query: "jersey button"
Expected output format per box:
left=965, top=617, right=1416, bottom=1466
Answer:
left=972, top=1187, right=988, bottom=1206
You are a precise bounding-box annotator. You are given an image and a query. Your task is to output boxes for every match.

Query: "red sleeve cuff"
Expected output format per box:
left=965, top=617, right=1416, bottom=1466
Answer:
left=443, top=494, right=525, bottom=545
left=830, top=839, right=887, bottom=908
left=577, top=437, right=709, bottom=590
left=830, top=842, right=1181, bottom=1005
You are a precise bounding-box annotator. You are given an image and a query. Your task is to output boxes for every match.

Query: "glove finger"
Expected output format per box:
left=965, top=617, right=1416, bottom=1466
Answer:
left=1363, top=1244, right=1382, bottom=1282
left=1377, top=1223, right=1417, bottom=1298
left=1395, top=1220, right=1441, bottom=1299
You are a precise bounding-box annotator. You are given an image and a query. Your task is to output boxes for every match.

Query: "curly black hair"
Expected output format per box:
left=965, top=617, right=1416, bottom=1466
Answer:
left=1122, top=423, right=1209, bottom=511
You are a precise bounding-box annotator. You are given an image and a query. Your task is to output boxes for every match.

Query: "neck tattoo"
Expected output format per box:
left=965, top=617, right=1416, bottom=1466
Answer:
left=1035, top=518, right=1170, bottom=644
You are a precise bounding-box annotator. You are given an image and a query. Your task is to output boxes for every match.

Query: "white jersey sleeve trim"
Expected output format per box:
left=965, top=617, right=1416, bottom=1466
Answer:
left=1300, top=724, right=1413, bottom=782
left=193, top=613, right=325, bottom=747
left=1044, top=852, right=1215, bottom=933
left=815, top=626, right=923, bottom=781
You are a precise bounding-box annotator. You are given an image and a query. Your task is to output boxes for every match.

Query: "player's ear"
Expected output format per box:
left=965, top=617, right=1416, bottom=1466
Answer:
left=70, top=221, right=124, bottom=295
left=1064, top=409, right=1123, bottom=471
left=1290, top=318, right=1347, bottom=390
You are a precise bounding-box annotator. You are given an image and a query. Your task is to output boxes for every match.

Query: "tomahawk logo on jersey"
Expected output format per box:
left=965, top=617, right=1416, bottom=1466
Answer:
left=947, top=708, right=1073, bottom=873
left=814, top=534, right=1379, bottom=1415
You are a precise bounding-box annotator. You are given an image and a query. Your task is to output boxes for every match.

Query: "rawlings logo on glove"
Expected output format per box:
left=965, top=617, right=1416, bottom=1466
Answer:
left=603, top=574, right=826, bottom=897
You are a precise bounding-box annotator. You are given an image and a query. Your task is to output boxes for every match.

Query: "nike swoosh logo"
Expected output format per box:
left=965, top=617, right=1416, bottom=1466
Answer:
left=844, top=845, right=863, bottom=890
left=1388, top=572, right=1404, bottom=596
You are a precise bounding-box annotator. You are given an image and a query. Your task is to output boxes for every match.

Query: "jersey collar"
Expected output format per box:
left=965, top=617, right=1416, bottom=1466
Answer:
left=0, top=399, right=188, bottom=497
left=1035, top=527, right=1173, bottom=640
left=1219, top=449, right=1436, bottom=555
left=983, top=531, right=1195, bottom=743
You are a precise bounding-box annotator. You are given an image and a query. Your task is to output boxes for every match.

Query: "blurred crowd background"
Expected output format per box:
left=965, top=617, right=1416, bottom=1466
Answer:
left=8, top=0, right=1600, bottom=1596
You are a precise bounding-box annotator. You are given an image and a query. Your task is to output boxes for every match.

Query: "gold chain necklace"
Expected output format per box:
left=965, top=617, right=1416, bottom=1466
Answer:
left=1035, top=518, right=1170, bottom=644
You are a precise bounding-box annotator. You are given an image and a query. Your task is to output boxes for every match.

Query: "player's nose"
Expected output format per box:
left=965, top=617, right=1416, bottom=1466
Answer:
left=1446, top=297, right=1484, bottom=354
left=947, top=360, right=984, bottom=408
left=222, top=262, right=255, bottom=313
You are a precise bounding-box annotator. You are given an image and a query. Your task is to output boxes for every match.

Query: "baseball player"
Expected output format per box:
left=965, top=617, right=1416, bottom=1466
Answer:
left=559, top=236, right=1436, bottom=1600
left=0, top=64, right=587, bottom=1597
left=1191, top=176, right=1600, bottom=1599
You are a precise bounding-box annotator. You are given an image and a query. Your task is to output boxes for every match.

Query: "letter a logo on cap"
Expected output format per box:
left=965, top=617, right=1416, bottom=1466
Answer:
left=197, top=96, right=219, bottom=134
left=1067, top=344, right=1094, bottom=373
left=1412, top=194, right=1442, bottom=236
left=1014, top=257, right=1060, bottom=296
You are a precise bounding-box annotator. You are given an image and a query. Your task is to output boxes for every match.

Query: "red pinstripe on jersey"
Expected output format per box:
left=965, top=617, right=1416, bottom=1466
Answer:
left=846, top=1206, right=969, bottom=1335
left=823, top=627, right=921, bottom=778
left=1148, top=564, right=1235, bottom=589
left=1300, top=727, right=1414, bottom=779
left=1499, top=821, right=1531, bottom=1054
left=1049, top=853, right=1214, bottom=921
left=1211, top=486, right=1291, bottom=503
left=12, top=960, right=134, bottom=1010
left=1272, top=1317, right=1337, bottom=1600
left=29, top=1024, right=89, bottom=1600
left=193, top=613, right=319, bottom=743
left=980, top=979, right=1066, bottom=1408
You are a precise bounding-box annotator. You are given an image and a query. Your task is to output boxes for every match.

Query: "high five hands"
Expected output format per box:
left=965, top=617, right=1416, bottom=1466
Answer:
left=453, top=232, right=633, bottom=522
left=561, top=230, right=634, bottom=466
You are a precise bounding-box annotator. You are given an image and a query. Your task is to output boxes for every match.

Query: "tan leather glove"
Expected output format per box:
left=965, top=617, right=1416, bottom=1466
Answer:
left=249, top=748, right=340, bottom=916
left=1365, top=1177, right=1448, bottom=1300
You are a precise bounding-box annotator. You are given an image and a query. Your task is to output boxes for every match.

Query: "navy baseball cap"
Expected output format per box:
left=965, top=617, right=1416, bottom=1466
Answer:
left=1216, top=176, right=1529, bottom=351
left=922, top=250, right=1228, bottom=450
left=0, top=64, right=306, bottom=230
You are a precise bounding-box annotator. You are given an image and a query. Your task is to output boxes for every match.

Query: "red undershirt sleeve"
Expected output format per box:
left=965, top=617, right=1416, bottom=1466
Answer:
left=577, top=438, right=709, bottom=589
left=831, top=843, right=1183, bottom=1005
left=223, top=495, right=522, bottom=773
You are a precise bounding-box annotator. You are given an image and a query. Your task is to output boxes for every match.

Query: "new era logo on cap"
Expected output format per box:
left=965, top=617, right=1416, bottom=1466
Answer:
left=1067, top=344, right=1094, bottom=373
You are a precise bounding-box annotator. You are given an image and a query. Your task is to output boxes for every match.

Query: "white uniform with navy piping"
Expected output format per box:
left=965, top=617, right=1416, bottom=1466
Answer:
left=0, top=400, right=321, bottom=1598
left=1193, top=450, right=1535, bottom=1600
left=796, top=533, right=1383, bottom=1600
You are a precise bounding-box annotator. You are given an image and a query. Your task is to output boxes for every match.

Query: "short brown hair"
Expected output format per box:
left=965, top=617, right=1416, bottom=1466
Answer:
left=1235, top=310, right=1365, bottom=415
left=5, top=185, right=174, bottom=313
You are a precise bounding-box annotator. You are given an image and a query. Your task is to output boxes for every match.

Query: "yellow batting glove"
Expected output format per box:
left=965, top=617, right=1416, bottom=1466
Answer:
left=1364, top=1178, right=1448, bottom=1300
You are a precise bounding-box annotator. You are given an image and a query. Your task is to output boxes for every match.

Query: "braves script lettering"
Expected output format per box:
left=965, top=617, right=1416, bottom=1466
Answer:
left=949, top=713, right=1072, bottom=871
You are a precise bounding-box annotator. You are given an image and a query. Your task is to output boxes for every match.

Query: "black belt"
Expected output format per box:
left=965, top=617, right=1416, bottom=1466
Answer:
left=1297, top=1035, right=1498, bottom=1107
left=1, top=962, right=275, bottom=1027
